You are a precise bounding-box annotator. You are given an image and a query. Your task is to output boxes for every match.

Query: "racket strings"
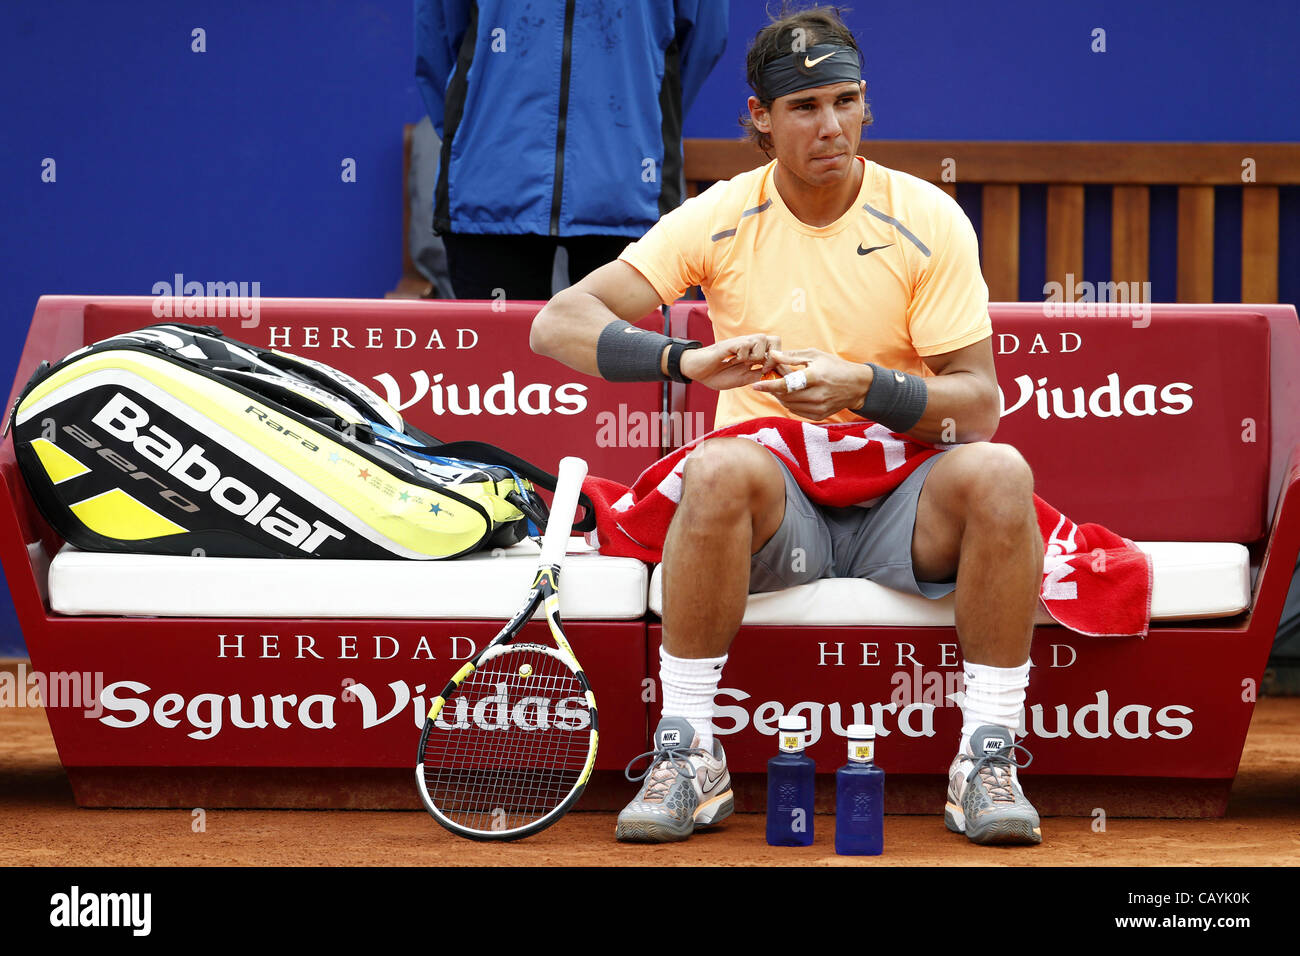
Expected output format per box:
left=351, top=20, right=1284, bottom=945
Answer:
left=421, top=646, right=592, bottom=833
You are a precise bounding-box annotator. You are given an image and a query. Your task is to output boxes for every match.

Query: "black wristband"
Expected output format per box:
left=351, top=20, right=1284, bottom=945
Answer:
left=595, top=321, right=674, bottom=381
left=851, top=362, right=928, bottom=432
left=666, top=340, right=702, bottom=383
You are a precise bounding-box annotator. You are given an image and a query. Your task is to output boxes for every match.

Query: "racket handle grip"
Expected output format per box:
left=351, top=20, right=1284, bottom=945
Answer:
left=539, top=456, right=589, bottom=567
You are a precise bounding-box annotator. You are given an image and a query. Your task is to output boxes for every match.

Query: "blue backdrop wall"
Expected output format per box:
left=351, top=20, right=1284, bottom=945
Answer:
left=0, top=0, right=1297, bottom=655
left=685, top=0, right=1300, bottom=141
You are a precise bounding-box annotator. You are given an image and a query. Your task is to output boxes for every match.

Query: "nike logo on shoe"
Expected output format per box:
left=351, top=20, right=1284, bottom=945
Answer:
left=857, top=243, right=893, bottom=256
left=697, top=764, right=727, bottom=793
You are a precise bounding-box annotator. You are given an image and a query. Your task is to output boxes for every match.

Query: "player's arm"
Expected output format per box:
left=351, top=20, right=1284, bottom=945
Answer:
left=529, top=261, right=664, bottom=377
left=752, top=336, right=1000, bottom=443
left=911, top=336, right=1000, bottom=442
left=530, top=260, right=783, bottom=390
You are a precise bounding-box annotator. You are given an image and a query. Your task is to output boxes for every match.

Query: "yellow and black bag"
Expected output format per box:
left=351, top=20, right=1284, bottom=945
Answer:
left=9, top=324, right=591, bottom=558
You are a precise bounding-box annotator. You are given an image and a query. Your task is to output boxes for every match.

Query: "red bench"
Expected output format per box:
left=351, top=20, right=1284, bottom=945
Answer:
left=3, top=296, right=1297, bottom=817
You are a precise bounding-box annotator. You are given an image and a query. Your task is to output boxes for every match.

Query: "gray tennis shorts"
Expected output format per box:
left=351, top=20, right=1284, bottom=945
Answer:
left=749, top=450, right=956, bottom=599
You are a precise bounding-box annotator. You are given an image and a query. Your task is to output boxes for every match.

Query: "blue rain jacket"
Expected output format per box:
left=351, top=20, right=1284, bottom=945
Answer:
left=415, top=0, right=728, bottom=237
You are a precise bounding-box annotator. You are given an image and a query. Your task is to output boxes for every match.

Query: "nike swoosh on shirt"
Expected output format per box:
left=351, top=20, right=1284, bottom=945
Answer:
left=857, top=243, right=893, bottom=256
left=804, top=51, right=837, bottom=67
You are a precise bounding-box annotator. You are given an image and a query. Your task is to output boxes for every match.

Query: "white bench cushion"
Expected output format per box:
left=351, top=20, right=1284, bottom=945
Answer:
left=648, top=541, right=1250, bottom=625
left=49, top=537, right=647, bottom=620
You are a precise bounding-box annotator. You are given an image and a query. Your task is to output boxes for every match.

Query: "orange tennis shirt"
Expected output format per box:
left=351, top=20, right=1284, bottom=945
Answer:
left=619, top=156, right=992, bottom=428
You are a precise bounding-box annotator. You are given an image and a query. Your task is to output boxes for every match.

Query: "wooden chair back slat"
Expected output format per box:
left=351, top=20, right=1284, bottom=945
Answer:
left=1177, top=186, right=1216, bottom=303
left=1046, top=185, right=1085, bottom=291
left=1242, top=187, right=1280, bottom=303
left=1110, top=185, right=1150, bottom=287
left=980, top=184, right=1020, bottom=301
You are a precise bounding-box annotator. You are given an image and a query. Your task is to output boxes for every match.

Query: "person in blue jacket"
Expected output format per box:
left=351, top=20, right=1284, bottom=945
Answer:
left=415, top=1, right=728, bottom=300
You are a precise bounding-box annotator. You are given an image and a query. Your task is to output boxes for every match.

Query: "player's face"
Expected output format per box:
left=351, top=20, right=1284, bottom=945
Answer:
left=758, top=81, right=865, bottom=187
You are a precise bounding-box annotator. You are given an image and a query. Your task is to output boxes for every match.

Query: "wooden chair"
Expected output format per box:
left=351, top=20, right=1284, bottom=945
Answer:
left=682, top=140, right=1298, bottom=304
left=392, top=132, right=1297, bottom=303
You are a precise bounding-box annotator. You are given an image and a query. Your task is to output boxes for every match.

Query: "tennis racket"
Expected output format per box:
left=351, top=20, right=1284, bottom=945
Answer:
left=415, top=455, right=597, bottom=840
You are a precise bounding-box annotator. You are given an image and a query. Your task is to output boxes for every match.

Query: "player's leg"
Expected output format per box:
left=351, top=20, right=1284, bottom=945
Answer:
left=659, top=437, right=834, bottom=744
left=617, top=438, right=829, bottom=843
left=661, top=437, right=787, bottom=659
left=911, top=441, right=1041, bottom=665
left=909, top=442, right=1043, bottom=845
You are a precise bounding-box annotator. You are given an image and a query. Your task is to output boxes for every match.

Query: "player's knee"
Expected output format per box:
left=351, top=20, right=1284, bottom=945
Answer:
left=955, top=443, right=1035, bottom=522
left=681, top=438, right=783, bottom=516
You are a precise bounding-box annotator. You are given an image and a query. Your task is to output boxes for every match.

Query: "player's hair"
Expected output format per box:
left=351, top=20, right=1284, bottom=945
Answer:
left=740, top=3, right=873, bottom=155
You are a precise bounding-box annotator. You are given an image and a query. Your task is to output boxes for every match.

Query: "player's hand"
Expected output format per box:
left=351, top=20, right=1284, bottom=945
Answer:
left=750, top=348, right=874, bottom=421
left=680, top=334, right=783, bottom=391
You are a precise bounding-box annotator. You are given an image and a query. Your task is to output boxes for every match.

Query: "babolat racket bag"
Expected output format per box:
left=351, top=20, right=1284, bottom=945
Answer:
left=9, top=323, right=591, bottom=559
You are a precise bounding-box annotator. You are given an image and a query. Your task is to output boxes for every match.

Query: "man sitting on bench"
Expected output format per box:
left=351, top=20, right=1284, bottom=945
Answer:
left=531, top=6, right=1044, bottom=847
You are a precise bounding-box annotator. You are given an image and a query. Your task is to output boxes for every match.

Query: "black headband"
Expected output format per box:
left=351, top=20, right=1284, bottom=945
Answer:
left=754, top=43, right=862, bottom=102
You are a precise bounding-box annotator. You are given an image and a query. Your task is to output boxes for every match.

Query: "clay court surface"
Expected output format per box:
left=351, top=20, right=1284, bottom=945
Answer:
left=2, top=690, right=1297, bottom=867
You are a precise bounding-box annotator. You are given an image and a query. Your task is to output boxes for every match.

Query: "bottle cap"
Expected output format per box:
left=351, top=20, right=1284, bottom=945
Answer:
left=846, top=724, right=876, bottom=763
left=777, top=715, right=808, bottom=753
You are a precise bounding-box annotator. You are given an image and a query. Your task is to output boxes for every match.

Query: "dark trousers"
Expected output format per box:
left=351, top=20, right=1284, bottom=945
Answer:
left=442, top=233, right=631, bottom=300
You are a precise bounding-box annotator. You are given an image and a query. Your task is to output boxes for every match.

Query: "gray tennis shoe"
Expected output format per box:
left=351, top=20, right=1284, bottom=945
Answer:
left=945, top=725, right=1042, bottom=846
left=615, top=716, right=734, bottom=843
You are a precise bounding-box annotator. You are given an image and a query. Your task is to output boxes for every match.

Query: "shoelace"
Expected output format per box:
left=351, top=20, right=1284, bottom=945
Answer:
left=965, top=741, right=1035, bottom=803
left=623, top=744, right=710, bottom=803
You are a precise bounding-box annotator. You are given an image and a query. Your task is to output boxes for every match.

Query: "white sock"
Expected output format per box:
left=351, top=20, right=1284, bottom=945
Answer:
left=960, top=660, right=1030, bottom=755
left=659, top=646, right=726, bottom=752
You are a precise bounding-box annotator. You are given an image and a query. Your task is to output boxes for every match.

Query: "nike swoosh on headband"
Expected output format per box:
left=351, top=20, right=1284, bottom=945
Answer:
left=804, top=51, right=837, bottom=67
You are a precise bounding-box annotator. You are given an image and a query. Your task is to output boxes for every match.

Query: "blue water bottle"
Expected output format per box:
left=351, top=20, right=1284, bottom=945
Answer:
left=835, top=723, right=884, bottom=855
left=766, top=715, right=816, bottom=846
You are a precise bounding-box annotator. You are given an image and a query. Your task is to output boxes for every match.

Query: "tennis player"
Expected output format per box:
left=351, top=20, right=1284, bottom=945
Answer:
left=531, top=5, right=1044, bottom=847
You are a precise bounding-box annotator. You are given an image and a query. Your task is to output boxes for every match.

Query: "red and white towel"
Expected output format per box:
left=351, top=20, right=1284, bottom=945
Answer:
left=582, top=417, right=1152, bottom=637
